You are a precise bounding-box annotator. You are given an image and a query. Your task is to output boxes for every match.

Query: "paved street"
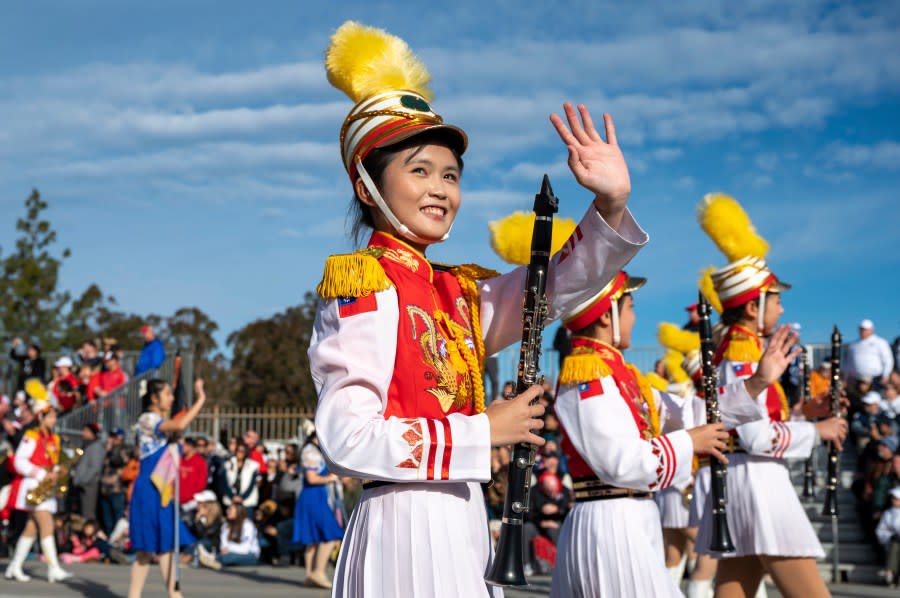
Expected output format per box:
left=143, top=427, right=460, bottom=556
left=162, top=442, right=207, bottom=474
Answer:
left=0, top=561, right=895, bottom=598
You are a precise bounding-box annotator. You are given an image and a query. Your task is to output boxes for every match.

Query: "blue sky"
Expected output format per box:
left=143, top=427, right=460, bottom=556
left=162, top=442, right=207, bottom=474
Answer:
left=1, top=1, right=899, bottom=363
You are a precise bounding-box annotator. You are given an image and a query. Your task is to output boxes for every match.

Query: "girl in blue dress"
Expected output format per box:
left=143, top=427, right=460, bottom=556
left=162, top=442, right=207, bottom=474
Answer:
left=127, top=378, right=206, bottom=598
left=293, top=429, right=344, bottom=589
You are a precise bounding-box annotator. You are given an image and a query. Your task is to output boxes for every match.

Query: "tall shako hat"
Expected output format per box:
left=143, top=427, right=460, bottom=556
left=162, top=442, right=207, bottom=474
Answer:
left=697, top=193, right=790, bottom=332
left=562, top=271, right=646, bottom=346
left=326, top=21, right=467, bottom=245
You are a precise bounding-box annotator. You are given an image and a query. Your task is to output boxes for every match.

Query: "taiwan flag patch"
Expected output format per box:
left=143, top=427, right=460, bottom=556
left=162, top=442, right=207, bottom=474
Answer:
left=338, top=294, right=377, bottom=318
left=577, top=380, right=604, bottom=400
left=733, top=362, right=753, bottom=377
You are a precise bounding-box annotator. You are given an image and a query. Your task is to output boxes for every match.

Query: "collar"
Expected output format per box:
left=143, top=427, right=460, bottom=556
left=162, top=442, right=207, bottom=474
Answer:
left=368, top=230, right=434, bottom=283
left=729, top=324, right=763, bottom=347
left=570, top=336, right=625, bottom=365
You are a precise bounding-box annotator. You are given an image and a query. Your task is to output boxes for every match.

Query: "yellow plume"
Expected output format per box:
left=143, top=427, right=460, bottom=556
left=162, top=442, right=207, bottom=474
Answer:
left=326, top=21, right=432, bottom=103
left=698, top=266, right=723, bottom=314
left=663, top=350, right=689, bottom=383
left=697, top=193, right=769, bottom=262
left=488, top=211, right=578, bottom=265
left=657, top=322, right=700, bottom=354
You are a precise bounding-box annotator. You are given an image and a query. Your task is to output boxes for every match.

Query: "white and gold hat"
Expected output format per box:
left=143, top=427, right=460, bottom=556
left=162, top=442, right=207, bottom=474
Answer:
left=697, top=193, right=790, bottom=328
left=327, top=21, right=467, bottom=179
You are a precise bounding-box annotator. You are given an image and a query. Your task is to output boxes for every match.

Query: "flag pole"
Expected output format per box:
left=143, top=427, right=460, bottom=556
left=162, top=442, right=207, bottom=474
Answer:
left=173, top=435, right=181, bottom=592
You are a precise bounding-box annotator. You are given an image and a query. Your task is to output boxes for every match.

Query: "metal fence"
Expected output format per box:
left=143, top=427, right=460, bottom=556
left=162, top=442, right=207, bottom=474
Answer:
left=54, top=353, right=193, bottom=443
left=191, top=405, right=315, bottom=445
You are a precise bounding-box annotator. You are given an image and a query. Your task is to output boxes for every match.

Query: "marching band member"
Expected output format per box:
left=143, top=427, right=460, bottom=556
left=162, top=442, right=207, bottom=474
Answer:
left=549, top=271, right=730, bottom=598
left=310, top=20, right=648, bottom=598
left=693, top=193, right=848, bottom=598
left=3, top=380, right=72, bottom=583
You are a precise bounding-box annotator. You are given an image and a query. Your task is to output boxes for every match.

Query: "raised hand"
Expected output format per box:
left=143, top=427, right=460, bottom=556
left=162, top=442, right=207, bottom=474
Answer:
left=745, top=325, right=801, bottom=397
left=550, top=102, right=631, bottom=228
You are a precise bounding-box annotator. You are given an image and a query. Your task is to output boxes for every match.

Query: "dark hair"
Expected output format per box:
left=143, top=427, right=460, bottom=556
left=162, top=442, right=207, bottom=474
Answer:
left=141, top=379, right=167, bottom=412
left=720, top=304, right=748, bottom=327
left=226, top=503, right=248, bottom=544
left=349, top=131, right=465, bottom=245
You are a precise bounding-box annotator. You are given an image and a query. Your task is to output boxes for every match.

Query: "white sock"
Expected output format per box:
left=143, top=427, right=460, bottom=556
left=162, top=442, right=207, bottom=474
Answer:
left=668, top=554, right=688, bottom=586
left=40, top=536, right=62, bottom=570
left=686, top=578, right=713, bottom=598
left=7, top=535, right=35, bottom=571
left=754, top=578, right=768, bottom=598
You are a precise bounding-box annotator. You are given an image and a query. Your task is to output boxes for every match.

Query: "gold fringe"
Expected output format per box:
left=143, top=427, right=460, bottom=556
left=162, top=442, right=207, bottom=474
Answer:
left=722, top=334, right=762, bottom=363
left=559, top=352, right=613, bottom=385
left=645, top=371, right=669, bottom=392
left=316, top=251, right=393, bottom=299
left=449, top=264, right=499, bottom=414
left=628, top=365, right=661, bottom=438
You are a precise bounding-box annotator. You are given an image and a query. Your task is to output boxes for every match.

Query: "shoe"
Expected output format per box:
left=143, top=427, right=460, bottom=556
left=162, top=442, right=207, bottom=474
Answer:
left=197, top=545, right=221, bottom=571
left=304, top=571, right=333, bottom=589
left=4, top=565, right=31, bottom=582
left=47, top=566, right=73, bottom=583
left=108, top=547, right=129, bottom=565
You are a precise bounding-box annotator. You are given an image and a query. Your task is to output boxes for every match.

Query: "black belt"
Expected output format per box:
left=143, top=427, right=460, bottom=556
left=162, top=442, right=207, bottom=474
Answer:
left=572, top=477, right=651, bottom=503
left=362, top=480, right=395, bottom=491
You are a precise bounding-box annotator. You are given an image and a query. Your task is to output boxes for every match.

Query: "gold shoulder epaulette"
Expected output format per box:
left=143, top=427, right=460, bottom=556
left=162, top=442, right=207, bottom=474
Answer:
left=559, top=351, right=613, bottom=385
left=315, top=248, right=393, bottom=299
left=449, top=263, right=501, bottom=281
left=722, top=331, right=762, bottom=363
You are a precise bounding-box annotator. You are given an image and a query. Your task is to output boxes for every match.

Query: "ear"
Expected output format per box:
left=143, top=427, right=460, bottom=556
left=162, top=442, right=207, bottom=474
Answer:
left=354, top=176, right=377, bottom=208
left=597, top=310, right=613, bottom=329
left=744, top=300, right=758, bottom=320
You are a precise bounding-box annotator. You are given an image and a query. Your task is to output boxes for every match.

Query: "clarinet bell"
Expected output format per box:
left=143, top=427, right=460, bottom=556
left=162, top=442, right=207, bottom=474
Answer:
left=485, top=522, right=528, bottom=587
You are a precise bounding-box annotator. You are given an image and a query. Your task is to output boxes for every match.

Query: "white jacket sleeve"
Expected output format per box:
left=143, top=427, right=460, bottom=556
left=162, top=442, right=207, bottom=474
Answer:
left=310, top=289, right=491, bottom=483
left=716, top=359, right=778, bottom=430
left=13, top=435, right=47, bottom=480
left=734, top=419, right=818, bottom=459
left=479, top=206, right=648, bottom=355
left=657, top=388, right=690, bottom=434
left=555, top=378, right=693, bottom=491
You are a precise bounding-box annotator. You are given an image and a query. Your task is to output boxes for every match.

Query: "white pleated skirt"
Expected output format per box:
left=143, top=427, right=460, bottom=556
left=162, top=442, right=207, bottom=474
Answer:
left=655, top=486, right=691, bottom=529
left=688, top=466, right=711, bottom=528
left=12, top=477, right=58, bottom=513
left=695, top=454, right=824, bottom=558
left=550, top=496, right=682, bottom=598
left=332, top=481, right=502, bottom=598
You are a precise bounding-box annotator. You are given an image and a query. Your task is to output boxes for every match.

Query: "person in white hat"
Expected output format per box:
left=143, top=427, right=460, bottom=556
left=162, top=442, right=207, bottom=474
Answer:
left=851, top=391, right=886, bottom=450
left=310, top=20, right=649, bottom=598
left=694, top=193, right=848, bottom=598
left=3, top=380, right=73, bottom=583
left=846, top=319, right=895, bottom=394
left=49, top=356, right=79, bottom=412
left=876, top=486, right=900, bottom=587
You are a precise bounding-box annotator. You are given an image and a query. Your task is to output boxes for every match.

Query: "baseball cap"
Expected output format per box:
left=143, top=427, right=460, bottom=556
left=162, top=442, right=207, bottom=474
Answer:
left=193, top=490, right=217, bottom=503
left=54, top=356, right=74, bottom=368
left=862, top=391, right=882, bottom=405
left=881, top=436, right=899, bottom=453
left=890, top=487, right=900, bottom=500
left=111, top=427, right=125, bottom=437
left=860, top=319, right=874, bottom=330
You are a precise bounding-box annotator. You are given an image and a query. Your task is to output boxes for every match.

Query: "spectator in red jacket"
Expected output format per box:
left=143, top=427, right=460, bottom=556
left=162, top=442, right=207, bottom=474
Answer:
left=180, top=437, right=209, bottom=511
left=87, top=351, right=128, bottom=401
left=243, top=429, right=267, bottom=476
left=51, top=356, right=81, bottom=412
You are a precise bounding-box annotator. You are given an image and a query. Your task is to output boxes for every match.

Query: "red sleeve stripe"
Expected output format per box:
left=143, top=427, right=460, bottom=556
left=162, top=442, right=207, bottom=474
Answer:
left=773, top=422, right=791, bottom=459
left=425, top=419, right=438, bottom=480
left=652, top=435, right=677, bottom=489
left=440, top=418, right=452, bottom=480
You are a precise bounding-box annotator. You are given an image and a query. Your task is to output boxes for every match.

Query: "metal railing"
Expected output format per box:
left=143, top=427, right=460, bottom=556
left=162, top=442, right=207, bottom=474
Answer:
left=55, top=353, right=193, bottom=443
left=191, top=405, right=315, bottom=445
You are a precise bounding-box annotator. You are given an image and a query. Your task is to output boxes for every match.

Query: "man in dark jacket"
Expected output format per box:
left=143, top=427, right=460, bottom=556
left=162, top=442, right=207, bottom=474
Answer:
left=72, top=423, right=105, bottom=520
left=9, top=338, right=46, bottom=391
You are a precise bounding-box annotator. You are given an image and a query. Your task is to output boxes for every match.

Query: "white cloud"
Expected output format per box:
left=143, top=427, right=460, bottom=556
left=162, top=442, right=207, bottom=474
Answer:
left=825, top=141, right=900, bottom=170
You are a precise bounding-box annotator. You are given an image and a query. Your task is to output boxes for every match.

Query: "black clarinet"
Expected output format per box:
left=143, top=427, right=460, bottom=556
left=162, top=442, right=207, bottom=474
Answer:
left=486, top=175, right=558, bottom=587
left=801, top=346, right=816, bottom=499
left=821, top=327, right=842, bottom=518
left=698, top=293, right=735, bottom=553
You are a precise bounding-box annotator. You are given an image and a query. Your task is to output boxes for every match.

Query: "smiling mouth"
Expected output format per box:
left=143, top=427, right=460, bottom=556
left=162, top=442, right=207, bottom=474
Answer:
left=420, top=206, right=447, bottom=218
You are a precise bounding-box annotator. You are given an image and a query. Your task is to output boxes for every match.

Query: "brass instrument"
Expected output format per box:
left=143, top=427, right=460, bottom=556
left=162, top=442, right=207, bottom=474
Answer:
left=698, top=294, right=735, bottom=553
left=26, top=447, right=83, bottom=506
left=485, top=175, right=557, bottom=587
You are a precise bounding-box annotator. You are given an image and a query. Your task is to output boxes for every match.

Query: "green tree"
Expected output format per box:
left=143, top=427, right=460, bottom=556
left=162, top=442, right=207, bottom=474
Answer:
left=0, top=189, right=71, bottom=348
left=226, top=292, right=318, bottom=409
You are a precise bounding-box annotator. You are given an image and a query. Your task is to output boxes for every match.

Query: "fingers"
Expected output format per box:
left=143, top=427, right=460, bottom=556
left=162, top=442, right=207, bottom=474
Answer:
left=603, top=113, right=618, bottom=146
left=563, top=102, right=593, bottom=146
left=549, top=112, right=578, bottom=147
left=527, top=433, right=547, bottom=447
left=529, top=403, right=546, bottom=419
left=710, top=448, right=729, bottom=465
left=578, top=105, right=603, bottom=143
left=515, top=384, right=543, bottom=403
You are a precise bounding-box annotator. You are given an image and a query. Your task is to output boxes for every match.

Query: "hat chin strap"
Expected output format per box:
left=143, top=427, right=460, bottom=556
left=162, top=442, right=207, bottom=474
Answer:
left=757, top=290, right=767, bottom=335
left=611, top=299, right=621, bottom=347
left=355, top=157, right=452, bottom=245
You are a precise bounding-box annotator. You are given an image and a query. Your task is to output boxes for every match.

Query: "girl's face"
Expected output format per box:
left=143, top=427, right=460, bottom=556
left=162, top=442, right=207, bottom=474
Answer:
left=226, top=504, right=237, bottom=520
left=154, top=384, right=174, bottom=412
left=761, top=293, right=784, bottom=335
left=616, top=295, right=636, bottom=349
left=367, top=143, right=461, bottom=251
left=41, top=409, right=58, bottom=430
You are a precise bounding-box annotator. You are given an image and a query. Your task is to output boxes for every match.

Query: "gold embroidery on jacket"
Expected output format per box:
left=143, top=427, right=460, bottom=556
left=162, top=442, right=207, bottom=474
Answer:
left=406, top=306, right=472, bottom=412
